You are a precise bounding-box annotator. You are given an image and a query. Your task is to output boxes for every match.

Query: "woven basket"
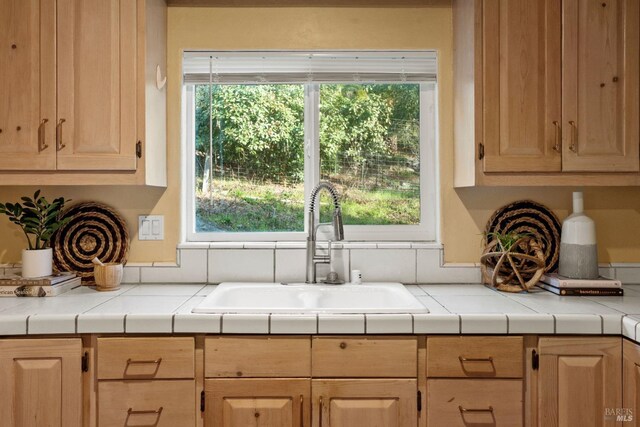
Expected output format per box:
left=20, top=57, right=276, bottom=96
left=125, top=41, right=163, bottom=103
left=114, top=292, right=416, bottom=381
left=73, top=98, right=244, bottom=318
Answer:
left=52, top=202, right=129, bottom=284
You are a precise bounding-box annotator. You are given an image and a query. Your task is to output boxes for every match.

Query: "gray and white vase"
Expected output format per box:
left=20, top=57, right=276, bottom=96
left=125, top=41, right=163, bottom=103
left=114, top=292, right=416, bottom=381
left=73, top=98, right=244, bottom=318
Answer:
left=558, top=192, right=599, bottom=279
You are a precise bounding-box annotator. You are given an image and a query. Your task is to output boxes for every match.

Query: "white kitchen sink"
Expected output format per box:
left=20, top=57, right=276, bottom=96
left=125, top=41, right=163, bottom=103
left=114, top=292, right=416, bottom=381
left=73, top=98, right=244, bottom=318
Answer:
left=192, top=282, right=428, bottom=314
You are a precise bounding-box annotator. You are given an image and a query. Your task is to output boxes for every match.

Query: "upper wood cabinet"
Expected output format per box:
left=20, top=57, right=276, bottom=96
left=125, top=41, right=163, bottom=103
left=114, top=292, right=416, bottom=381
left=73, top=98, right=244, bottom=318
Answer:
left=454, top=0, right=640, bottom=186
left=482, top=0, right=562, bottom=173
left=535, top=337, right=622, bottom=427
left=56, top=0, right=138, bottom=171
left=562, top=0, right=639, bottom=172
left=0, top=0, right=56, bottom=171
left=0, top=338, right=82, bottom=427
left=0, top=0, right=167, bottom=186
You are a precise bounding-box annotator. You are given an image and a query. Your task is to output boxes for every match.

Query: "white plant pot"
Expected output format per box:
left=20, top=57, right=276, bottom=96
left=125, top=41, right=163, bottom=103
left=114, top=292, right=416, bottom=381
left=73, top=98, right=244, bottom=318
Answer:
left=21, top=248, right=53, bottom=278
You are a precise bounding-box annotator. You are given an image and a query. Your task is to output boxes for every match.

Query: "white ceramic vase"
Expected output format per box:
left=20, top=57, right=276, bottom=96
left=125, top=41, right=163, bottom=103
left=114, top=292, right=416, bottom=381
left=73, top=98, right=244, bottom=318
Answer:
left=558, top=192, right=599, bottom=279
left=21, top=248, right=53, bottom=278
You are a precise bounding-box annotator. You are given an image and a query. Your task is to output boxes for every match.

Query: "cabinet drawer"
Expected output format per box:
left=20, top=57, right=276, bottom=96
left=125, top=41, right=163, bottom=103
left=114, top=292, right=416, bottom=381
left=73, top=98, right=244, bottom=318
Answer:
left=98, top=380, right=195, bottom=427
left=205, top=336, right=311, bottom=377
left=312, top=336, right=417, bottom=378
left=427, top=379, right=523, bottom=427
left=427, top=336, right=523, bottom=378
left=97, top=337, right=195, bottom=380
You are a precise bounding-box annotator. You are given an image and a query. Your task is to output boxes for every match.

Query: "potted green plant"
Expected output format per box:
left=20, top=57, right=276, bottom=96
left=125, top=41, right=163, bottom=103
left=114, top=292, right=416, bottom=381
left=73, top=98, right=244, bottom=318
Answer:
left=0, top=191, right=71, bottom=278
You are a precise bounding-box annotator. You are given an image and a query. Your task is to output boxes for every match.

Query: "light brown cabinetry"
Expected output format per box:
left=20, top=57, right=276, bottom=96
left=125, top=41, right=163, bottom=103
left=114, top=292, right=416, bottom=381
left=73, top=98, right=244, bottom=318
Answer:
left=56, top=0, right=138, bottom=171
left=312, top=336, right=417, bottom=378
left=98, top=380, right=196, bottom=426
left=427, top=379, right=523, bottom=426
left=0, top=0, right=167, bottom=185
left=482, top=0, right=562, bottom=173
left=562, top=0, right=639, bottom=172
left=623, top=339, right=640, bottom=426
left=453, top=0, right=640, bottom=186
left=426, top=336, right=524, bottom=427
left=204, top=336, right=312, bottom=427
left=0, top=338, right=82, bottom=427
left=96, top=337, right=196, bottom=427
left=312, top=379, right=417, bottom=427
left=203, top=336, right=419, bottom=427
left=535, top=336, right=622, bottom=427
left=0, top=0, right=56, bottom=170
left=205, top=379, right=310, bottom=427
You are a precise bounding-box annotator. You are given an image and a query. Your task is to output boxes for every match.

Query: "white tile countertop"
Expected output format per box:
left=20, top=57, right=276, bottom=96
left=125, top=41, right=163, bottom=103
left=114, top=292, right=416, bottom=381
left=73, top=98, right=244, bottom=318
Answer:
left=1, top=284, right=640, bottom=342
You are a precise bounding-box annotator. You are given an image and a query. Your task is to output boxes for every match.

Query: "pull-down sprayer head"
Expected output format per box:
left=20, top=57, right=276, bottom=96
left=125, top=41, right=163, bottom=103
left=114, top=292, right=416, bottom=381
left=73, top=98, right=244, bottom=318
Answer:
left=308, top=181, right=344, bottom=241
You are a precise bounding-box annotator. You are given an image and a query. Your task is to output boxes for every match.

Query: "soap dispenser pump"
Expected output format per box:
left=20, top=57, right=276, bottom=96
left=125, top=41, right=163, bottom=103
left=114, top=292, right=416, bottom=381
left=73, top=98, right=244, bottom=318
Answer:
left=558, top=191, right=599, bottom=279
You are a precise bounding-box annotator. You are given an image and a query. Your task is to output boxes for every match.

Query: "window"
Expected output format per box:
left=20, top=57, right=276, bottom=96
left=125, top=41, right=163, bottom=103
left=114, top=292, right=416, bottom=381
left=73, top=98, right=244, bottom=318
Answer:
left=183, top=51, right=438, bottom=241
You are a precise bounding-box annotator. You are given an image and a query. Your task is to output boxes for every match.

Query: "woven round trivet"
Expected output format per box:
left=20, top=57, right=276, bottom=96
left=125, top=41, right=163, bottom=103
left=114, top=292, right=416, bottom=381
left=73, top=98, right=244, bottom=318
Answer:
left=484, top=200, right=561, bottom=273
left=52, top=202, right=129, bottom=284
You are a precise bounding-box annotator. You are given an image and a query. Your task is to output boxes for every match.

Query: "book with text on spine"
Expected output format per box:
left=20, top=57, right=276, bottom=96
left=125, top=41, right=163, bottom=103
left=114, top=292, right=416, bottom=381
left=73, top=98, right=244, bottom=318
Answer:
left=537, top=282, right=624, bottom=296
left=0, top=271, right=76, bottom=286
left=540, top=273, right=621, bottom=289
left=0, top=277, right=81, bottom=297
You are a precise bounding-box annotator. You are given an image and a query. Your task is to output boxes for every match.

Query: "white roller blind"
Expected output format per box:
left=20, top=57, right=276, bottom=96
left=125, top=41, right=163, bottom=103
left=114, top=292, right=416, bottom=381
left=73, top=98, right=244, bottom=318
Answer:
left=182, top=51, right=437, bottom=84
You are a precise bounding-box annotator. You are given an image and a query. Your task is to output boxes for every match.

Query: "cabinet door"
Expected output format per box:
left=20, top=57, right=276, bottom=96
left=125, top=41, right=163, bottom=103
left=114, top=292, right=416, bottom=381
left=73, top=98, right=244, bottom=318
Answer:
left=482, top=0, right=562, bottom=172
left=0, top=0, right=56, bottom=170
left=205, top=378, right=310, bottom=427
left=623, top=339, right=640, bottom=426
left=562, top=0, right=639, bottom=172
left=312, top=379, right=416, bottom=427
left=0, top=338, right=82, bottom=427
left=56, top=0, right=138, bottom=171
left=537, top=337, right=622, bottom=427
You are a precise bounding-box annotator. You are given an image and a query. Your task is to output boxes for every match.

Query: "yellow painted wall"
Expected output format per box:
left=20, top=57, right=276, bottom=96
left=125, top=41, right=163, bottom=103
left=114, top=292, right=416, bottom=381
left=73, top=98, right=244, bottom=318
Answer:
left=2, top=4, right=640, bottom=265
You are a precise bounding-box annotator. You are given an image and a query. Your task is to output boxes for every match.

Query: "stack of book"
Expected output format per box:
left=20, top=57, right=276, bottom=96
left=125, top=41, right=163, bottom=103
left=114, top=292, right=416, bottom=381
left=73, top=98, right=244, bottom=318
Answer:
left=538, top=273, right=623, bottom=296
left=0, top=272, right=80, bottom=297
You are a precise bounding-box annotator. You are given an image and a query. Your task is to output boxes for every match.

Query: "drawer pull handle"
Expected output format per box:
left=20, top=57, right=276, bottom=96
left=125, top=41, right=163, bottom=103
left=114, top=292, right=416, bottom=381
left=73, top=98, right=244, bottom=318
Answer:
left=458, top=356, right=493, bottom=363
left=299, top=394, right=304, bottom=427
left=126, top=358, right=162, bottom=365
left=459, top=405, right=494, bottom=414
left=319, top=396, right=324, bottom=427
left=127, top=407, right=164, bottom=415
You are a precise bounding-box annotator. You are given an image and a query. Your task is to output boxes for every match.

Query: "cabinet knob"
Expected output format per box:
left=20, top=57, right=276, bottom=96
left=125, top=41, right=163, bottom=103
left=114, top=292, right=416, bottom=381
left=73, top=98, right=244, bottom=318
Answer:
left=339, top=342, right=347, bottom=349
left=11, top=44, right=16, bottom=49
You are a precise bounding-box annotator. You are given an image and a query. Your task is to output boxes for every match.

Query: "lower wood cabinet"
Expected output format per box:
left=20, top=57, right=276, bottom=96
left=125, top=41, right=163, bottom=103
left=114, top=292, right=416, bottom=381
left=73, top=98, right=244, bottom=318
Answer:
left=536, top=337, right=622, bottom=427
left=0, top=338, right=82, bottom=427
left=427, top=379, right=523, bottom=426
left=98, top=380, right=195, bottom=426
left=312, top=379, right=417, bottom=427
left=204, top=378, right=310, bottom=427
left=623, top=339, right=640, bottom=426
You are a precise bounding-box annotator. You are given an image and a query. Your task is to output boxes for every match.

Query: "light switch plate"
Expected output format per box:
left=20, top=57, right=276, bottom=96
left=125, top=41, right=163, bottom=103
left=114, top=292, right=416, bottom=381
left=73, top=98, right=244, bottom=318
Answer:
left=139, top=215, right=164, bottom=240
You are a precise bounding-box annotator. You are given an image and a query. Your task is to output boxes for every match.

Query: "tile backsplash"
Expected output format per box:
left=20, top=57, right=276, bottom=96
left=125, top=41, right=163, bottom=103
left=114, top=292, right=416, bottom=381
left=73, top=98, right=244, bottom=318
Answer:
left=3, top=242, right=640, bottom=284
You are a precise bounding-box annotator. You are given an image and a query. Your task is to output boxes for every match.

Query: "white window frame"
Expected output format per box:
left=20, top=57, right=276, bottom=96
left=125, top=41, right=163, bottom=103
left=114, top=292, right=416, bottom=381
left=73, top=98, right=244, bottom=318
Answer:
left=183, top=59, right=438, bottom=242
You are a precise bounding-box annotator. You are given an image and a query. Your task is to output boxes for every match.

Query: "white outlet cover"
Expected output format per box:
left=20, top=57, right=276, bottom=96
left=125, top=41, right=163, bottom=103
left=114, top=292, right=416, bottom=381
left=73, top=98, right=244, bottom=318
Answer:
left=139, top=215, right=164, bottom=241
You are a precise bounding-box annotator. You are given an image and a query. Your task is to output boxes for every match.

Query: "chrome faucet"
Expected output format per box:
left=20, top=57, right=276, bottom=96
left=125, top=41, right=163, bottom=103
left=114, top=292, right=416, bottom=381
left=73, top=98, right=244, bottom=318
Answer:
left=306, top=182, right=345, bottom=284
